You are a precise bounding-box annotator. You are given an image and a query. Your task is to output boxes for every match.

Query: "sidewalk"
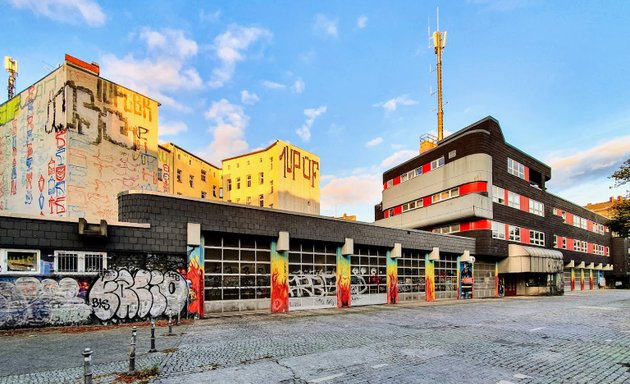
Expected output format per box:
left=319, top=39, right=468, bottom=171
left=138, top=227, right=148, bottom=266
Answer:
left=0, top=321, right=187, bottom=383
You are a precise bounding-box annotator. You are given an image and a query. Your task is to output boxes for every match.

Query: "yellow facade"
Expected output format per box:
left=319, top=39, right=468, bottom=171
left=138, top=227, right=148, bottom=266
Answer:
left=584, top=196, right=625, bottom=219
left=222, top=140, right=320, bottom=214
left=158, top=143, right=222, bottom=200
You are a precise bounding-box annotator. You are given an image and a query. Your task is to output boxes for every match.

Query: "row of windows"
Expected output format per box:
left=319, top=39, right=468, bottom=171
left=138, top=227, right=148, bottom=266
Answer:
left=0, top=249, right=107, bottom=275
left=384, top=156, right=445, bottom=189
left=507, top=158, right=525, bottom=179
left=491, top=222, right=545, bottom=246
left=225, top=156, right=270, bottom=171
left=553, top=236, right=609, bottom=255
left=432, top=223, right=461, bottom=234
left=552, top=208, right=608, bottom=235
left=492, top=185, right=545, bottom=217
left=226, top=172, right=267, bottom=191
left=385, top=185, right=461, bottom=218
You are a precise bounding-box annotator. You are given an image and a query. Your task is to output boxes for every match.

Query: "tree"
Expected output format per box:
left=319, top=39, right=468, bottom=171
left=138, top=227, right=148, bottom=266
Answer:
left=608, top=159, right=630, bottom=237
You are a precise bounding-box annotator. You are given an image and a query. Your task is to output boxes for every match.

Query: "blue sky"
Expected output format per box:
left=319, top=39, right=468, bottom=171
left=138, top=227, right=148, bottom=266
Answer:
left=2, top=0, right=629, bottom=221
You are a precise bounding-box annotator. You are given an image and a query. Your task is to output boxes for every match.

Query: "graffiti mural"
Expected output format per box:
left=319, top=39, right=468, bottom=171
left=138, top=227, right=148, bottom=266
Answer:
left=570, top=269, right=575, bottom=291
left=337, top=250, right=350, bottom=308
left=425, top=255, right=435, bottom=302
left=460, top=262, right=473, bottom=299
left=0, top=276, right=92, bottom=328
left=0, top=60, right=158, bottom=221
left=580, top=269, right=585, bottom=291
left=386, top=252, right=398, bottom=304
left=589, top=269, right=594, bottom=290
left=186, top=246, right=204, bottom=318
left=271, top=243, right=289, bottom=313
left=88, top=269, right=187, bottom=321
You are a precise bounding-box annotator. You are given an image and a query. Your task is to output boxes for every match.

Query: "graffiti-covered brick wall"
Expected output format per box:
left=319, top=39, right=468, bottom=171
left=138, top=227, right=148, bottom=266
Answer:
left=0, top=60, right=159, bottom=221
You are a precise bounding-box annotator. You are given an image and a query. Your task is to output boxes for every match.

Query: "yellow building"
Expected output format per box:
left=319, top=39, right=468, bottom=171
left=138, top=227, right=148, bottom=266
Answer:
left=158, top=143, right=222, bottom=200
left=222, top=140, right=320, bottom=214
left=584, top=196, right=625, bottom=219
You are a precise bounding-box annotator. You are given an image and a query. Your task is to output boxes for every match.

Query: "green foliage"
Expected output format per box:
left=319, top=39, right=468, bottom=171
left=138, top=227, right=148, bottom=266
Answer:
left=608, top=159, right=630, bottom=237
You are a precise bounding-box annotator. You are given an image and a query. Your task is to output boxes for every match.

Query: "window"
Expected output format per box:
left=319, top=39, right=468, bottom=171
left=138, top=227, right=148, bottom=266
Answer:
left=213, top=186, right=217, bottom=197
left=529, top=230, right=545, bottom=246
left=157, top=168, right=163, bottom=181
left=201, top=191, right=207, bottom=199
left=227, top=179, right=232, bottom=191
left=54, top=251, right=106, bottom=274
left=492, top=185, right=505, bottom=204
left=432, top=187, right=459, bottom=204
left=201, top=170, right=207, bottom=182
left=259, top=172, right=264, bottom=185
left=1, top=249, right=40, bottom=273
left=246, top=196, right=252, bottom=205
left=247, top=175, right=252, bottom=188
left=176, top=169, right=182, bottom=183
left=219, top=187, right=224, bottom=199
left=402, top=199, right=423, bottom=212
left=259, top=194, right=264, bottom=207
left=507, top=158, right=525, bottom=179
left=448, top=150, right=456, bottom=159
left=492, top=222, right=506, bottom=240
left=431, top=156, right=445, bottom=170
left=415, top=167, right=423, bottom=177
left=189, top=175, right=194, bottom=188
left=270, top=157, right=273, bottom=169
left=270, top=180, right=274, bottom=194
left=562, top=238, right=567, bottom=249
left=236, top=178, right=241, bottom=189
left=401, top=173, right=409, bottom=182
left=508, top=191, right=520, bottom=209
left=432, top=223, right=460, bottom=234
left=508, top=225, right=520, bottom=242
left=386, top=180, right=394, bottom=188
left=529, top=199, right=545, bottom=216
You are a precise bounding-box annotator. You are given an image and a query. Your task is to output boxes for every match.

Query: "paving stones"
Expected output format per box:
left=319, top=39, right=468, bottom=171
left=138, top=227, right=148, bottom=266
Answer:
left=1, top=291, right=630, bottom=383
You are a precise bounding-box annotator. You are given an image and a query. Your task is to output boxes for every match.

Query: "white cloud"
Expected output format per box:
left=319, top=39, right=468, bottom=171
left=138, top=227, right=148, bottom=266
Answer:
left=240, top=90, right=260, bottom=105
left=365, top=137, right=383, bottom=148
left=292, top=79, right=305, bottom=94
left=100, top=28, right=202, bottom=112
left=374, top=95, right=418, bottom=112
left=313, top=14, right=338, bottom=37
left=261, top=80, right=286, bottom=90
left=198, top=99, right=250, bottom=165
left=209, top=25, right=272, bottom=88
left=546, top=135, right=630, bottom=190
left=296, top=106, right=327, bottom=142
left=321, top=173, right=382, bottom=214
left=357, top=15, right=368, bottom=29
left=9, top=0, right=106, bottom=26
left=159, top=120, right=188, bottom=137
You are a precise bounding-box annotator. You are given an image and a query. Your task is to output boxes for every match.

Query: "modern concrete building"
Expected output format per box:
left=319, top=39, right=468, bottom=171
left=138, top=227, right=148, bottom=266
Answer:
left=375, top=116, right=614, bottom=297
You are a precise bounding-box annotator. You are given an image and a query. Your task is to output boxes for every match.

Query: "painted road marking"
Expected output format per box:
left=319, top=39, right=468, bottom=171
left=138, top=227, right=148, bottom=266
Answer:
left=529, top=327, right=546, bottom=332
left=514, top=373, right=532, bottom=379
left=372, top=364, right=388, bottom=369
left=310, top=373, right=345, bottom=383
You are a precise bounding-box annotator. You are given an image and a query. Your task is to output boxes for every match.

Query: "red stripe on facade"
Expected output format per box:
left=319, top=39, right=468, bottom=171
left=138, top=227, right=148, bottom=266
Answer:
left=587, top=221, right=593, bottom=232
left=521, top=227, right=530, bottom=244
left=566, top=213, right=574, bottom=226
left=393, top=206, right=402, bottom=215
left=459, top=181, right=488, bottom=195
left=383, top=182, right=388, bottom=190
left=524, top=166, right=530, bottom=181
left=459, top=219, right=491, bottom=232
left=520, top=195, right=529, bottom=212
left=422, top=163, right=431, bottom=174
left=587, top=243, right=594, bottom=254
left=566, top=238, right=574, bottom=251
left=393, top=176, right=401, bottom=185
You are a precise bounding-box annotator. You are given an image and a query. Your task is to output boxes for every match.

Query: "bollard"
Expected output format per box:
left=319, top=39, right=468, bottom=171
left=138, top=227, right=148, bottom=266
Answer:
left=149, top=320, right=157, bottom=353
left=82, top=348, right=93, bottom=384
left=168, top=313, right=173, bottom=335
left=129, top=326, right=137, bottom=373
left=176, top=310, right=180, bottom=326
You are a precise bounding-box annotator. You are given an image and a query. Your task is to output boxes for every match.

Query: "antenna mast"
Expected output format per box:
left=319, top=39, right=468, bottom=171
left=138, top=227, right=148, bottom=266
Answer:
left=431, top=8, right=447, bottom=141
left=4, top=56, right=18, bottom=100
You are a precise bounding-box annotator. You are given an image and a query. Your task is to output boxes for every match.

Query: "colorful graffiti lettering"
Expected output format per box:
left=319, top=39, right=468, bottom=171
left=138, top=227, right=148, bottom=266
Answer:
left=337, top=251, right=351, bottom=308
left=271, top=243, right=289, bottom=313
left=88, top=269, right=187, bottom=321
left=0, top=277, right=92, bottom=328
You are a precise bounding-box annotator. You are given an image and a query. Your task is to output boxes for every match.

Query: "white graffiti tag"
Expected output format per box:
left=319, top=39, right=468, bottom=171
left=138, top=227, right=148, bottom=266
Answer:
left=88, top=269, right=187, bottom=321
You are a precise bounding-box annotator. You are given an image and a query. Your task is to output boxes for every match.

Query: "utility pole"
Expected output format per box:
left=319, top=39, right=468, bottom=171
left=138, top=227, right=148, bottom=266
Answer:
left=4, top=56, right=18, bottom=100
left=431, top=9, right=447, bottom=141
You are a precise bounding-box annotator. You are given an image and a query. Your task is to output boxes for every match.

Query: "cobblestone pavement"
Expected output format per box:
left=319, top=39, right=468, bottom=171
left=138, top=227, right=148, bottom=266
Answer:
left=2, top=291, right=630, bottom=383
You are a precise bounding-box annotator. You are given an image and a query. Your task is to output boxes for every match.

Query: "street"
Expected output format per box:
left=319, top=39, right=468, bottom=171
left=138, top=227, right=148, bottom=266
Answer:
left=1, top=290, right=629, bottom=383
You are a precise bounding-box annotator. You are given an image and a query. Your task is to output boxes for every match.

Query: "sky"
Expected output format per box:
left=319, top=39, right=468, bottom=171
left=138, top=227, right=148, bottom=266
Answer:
left=2, top=0, right=629, bottom=222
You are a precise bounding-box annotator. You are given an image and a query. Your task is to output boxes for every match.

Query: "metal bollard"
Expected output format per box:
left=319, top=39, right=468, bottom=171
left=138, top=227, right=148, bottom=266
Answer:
left=168, top=314, right=173, bottom=335
left=149, top=320, right=157, bottom=353
left=129, top=326, right=137, bottom=372
left=82, top=348, right=93, bottom=384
